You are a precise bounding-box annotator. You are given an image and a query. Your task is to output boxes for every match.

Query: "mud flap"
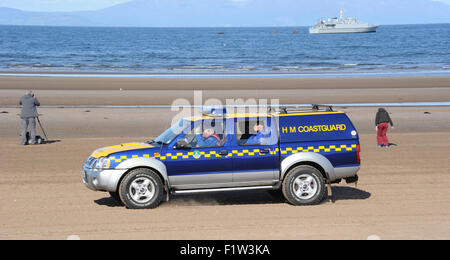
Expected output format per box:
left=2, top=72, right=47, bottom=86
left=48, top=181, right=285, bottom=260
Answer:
left=327, top=183, right=335, bottom=203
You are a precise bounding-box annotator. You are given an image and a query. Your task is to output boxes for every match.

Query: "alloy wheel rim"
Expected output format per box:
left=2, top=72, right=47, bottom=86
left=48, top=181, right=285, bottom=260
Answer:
left=293, top=174, right=318, bottom=200
left=129, top=177, right=156, bottom=204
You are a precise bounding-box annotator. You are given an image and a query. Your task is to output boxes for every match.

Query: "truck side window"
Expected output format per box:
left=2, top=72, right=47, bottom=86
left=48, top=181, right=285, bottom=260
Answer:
left=235, top=118, right=270, bottom=146
left=181, top=119, right=227, bottom=148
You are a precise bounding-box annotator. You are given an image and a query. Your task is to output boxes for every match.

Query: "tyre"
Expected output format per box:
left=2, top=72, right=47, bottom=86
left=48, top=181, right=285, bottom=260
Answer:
left=119, top=168, right=164, bottom=209
left=282, top=165, right=326, bottom=206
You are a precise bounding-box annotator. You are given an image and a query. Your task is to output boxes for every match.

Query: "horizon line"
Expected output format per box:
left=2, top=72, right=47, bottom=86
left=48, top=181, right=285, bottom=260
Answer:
left=1, top=23, right=450, bottom=28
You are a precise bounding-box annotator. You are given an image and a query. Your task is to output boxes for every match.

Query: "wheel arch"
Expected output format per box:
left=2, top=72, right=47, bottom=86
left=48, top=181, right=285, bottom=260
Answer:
left=280, top=152, right=336, bottom=182
left=114, top=158, right=170, bottom=192
left=283, top=161, right=328, bottom=181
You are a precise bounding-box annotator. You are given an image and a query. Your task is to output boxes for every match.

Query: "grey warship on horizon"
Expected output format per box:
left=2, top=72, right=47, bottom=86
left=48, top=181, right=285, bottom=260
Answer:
left=309, top=9, right=378, bottom=34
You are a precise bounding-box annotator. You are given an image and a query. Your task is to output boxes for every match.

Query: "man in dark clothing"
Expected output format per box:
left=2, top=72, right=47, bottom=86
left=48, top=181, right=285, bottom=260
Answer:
left=19, top=90, right=40, bottom=145
left=375, top=108, right=395, bottom=147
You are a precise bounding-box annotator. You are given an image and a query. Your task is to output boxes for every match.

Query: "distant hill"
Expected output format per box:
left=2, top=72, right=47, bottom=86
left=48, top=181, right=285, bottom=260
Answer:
left=1, top=0, right=449, bottom=27
left=0, top=7, right=95, bottom=26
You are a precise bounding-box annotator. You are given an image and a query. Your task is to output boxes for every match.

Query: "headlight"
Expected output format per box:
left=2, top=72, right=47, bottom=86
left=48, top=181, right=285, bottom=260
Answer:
left=94, top=157, right=111, bottom=169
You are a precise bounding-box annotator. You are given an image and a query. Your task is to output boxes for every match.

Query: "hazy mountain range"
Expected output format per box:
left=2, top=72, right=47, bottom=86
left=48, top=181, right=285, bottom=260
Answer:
left=0, top=0, right=449, bottom=27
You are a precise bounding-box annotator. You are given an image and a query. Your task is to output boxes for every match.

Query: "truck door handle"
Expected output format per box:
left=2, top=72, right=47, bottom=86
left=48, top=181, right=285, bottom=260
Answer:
left=219, top=150, right=229, bottom=156
left=260, top=149, right=271, bottom=154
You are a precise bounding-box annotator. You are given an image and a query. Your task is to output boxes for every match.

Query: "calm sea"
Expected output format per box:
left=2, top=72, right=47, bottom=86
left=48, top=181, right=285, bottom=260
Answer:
left=0, top=24, right=449, bottom=76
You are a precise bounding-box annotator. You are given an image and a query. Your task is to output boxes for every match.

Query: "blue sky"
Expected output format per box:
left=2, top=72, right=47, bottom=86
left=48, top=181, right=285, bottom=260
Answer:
left=0, top=0, right=448, bottom=12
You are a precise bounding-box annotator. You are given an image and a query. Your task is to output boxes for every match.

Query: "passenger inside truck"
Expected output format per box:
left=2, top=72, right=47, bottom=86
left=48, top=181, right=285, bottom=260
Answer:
left=236, top=118, right=270, bottom=146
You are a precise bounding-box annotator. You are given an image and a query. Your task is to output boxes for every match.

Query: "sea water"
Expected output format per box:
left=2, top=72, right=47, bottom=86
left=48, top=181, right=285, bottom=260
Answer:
left=0, top=24, right=449, bottom=76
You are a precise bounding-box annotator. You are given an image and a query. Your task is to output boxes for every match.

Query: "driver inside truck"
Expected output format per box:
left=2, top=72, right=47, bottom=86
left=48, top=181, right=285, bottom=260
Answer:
left=195, top=128, right=221, bottom=148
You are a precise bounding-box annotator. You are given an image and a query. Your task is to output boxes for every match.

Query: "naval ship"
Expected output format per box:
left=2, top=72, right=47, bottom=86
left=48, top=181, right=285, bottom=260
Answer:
left=309, top=9, right=378, bottom=34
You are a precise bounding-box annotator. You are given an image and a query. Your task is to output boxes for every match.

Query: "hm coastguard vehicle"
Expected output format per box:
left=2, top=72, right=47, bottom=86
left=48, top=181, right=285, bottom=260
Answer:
left=82, top=106, right=361, bottom=209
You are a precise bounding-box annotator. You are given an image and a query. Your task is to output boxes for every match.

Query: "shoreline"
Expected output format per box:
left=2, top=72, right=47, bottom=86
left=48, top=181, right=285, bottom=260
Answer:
left=1, top=70, right=450, bottom=79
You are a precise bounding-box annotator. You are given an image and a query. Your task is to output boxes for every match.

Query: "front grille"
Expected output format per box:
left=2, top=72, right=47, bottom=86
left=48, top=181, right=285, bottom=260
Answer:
left=84, top=157, right=96, bottom=169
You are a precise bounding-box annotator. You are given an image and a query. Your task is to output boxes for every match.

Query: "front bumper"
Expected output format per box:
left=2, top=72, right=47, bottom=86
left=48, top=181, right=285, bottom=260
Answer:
left=82, top=166, right=127, bottom=192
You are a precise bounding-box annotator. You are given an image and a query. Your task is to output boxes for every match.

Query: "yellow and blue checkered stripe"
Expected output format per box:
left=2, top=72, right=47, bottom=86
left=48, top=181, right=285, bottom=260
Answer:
left=279, top=144, right=357, bottom=155
left=110, top=149, right=274, bottom=163
left=109, top=144, right=357, bottom=164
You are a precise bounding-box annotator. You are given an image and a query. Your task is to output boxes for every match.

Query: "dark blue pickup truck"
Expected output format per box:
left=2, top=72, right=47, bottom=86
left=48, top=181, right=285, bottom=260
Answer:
left=83, top=106, right=361, bottom=209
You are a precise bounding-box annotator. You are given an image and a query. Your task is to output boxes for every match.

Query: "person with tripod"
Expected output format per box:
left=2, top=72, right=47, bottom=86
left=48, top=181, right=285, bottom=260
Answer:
left=19, top=90, right=40, bottom=145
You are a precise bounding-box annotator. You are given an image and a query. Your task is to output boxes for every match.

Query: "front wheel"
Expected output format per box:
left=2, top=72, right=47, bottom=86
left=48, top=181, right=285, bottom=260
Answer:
left=282, top=165, right=326, bottom=206
left=119, top=168, right=164, bottom=209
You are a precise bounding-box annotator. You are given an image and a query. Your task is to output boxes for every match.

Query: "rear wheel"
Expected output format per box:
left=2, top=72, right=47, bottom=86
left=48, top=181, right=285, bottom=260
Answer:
left=282, top=165, right=326, bottom=206
left=119, top=168, right=164, bottom=209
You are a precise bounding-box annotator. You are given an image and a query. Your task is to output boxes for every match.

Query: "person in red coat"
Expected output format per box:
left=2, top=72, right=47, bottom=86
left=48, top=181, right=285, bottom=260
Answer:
left=375, top=108, right=395, bottom=148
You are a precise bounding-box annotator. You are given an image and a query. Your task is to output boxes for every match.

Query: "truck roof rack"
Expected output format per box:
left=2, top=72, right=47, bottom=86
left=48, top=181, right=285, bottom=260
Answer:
left=271, top=104, right=334, bottom=114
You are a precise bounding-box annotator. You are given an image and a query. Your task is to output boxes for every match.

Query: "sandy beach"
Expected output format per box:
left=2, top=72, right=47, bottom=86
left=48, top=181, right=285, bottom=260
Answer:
left=1, top=75, right=450, bottom=240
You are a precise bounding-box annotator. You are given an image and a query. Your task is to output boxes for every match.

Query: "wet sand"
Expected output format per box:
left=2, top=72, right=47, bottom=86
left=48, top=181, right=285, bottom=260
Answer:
left=0, top=75, right=450, bottom=240
left=1, top=75, right=450, bottom=106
